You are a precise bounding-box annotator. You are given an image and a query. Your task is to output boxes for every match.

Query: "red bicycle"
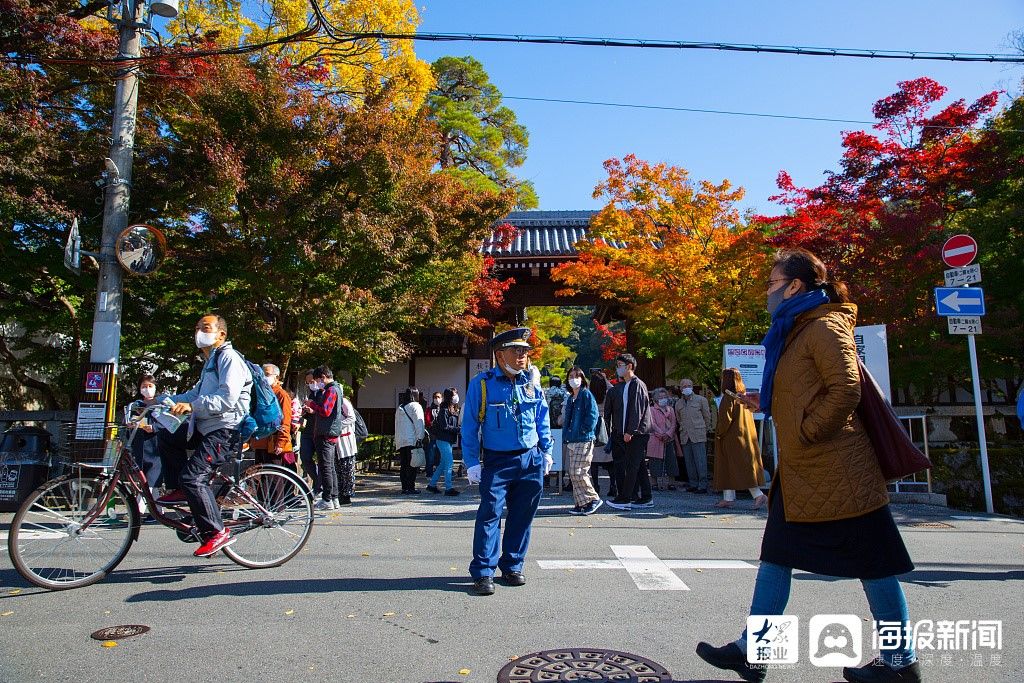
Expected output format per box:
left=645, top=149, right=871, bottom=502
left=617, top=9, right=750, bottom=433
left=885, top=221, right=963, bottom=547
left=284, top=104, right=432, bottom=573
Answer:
left=7, top=404, right=314, bottom=590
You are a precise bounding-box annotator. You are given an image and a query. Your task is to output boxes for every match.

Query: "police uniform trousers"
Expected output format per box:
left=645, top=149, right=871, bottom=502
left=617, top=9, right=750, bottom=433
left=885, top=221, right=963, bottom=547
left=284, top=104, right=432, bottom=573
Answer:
left=470, top=446, right=544, bottom=579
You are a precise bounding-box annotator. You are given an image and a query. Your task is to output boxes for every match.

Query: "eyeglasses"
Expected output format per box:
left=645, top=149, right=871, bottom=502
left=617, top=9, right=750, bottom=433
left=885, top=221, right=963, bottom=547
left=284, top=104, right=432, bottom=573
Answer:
left=765, top=277, right=792, bottom=292
left=505, top=348, right=530, bottom=357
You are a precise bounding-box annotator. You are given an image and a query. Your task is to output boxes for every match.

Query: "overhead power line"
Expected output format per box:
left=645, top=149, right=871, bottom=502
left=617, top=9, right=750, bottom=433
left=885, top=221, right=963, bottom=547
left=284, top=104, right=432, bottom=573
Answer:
left=338, top=31, right=1024, bottom=64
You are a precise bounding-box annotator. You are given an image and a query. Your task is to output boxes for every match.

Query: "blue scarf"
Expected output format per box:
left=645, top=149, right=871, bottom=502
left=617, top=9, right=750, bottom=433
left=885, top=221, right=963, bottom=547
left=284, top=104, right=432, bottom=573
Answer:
left=759, top=290, right=830, bottom=416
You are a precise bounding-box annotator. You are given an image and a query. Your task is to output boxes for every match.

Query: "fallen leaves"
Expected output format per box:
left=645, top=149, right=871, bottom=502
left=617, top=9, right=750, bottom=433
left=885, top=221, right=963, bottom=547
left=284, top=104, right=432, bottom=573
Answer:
left=101, top=641, right=117, bottom=648
left=8, top=589, right=21, bottom=595
left=1, top=611, right=13, bottom=617
left=458, top=668, right=471, bottom=676
left=285, top=609, right=295, bottom=615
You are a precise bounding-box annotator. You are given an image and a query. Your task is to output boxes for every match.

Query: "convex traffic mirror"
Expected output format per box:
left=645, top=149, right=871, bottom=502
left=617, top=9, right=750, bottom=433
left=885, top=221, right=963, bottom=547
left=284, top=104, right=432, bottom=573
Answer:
left=115, top=224, right=166, bottom=276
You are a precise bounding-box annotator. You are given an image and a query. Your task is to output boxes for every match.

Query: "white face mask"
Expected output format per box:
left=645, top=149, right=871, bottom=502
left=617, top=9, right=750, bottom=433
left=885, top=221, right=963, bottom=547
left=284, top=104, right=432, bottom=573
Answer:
left=433, top=398, right=442, bottom=406
left=568, top=377, right=582, bottom=390
left=308, top=382, right=322, bottom=392
left=503, top=364, right=524, bottom=377
left=264, top=374, right=277, bottom=386
left=452, top=395, right=460, bottom=405
left=682, top=387, right=693, bottom=396
left=658, top=397, right=670, bottom=407
left=616, top=366, right=627, bottom=378
left=140, top=386, right=156, bottom=399
left=195, top=329, right=218, bottom=349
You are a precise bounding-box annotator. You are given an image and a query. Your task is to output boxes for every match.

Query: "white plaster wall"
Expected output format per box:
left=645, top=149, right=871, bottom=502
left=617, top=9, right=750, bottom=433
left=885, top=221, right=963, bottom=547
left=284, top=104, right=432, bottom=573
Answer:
left=414, top=357, right=466, bottom=405
left=357, top=362, right=409, bottom=409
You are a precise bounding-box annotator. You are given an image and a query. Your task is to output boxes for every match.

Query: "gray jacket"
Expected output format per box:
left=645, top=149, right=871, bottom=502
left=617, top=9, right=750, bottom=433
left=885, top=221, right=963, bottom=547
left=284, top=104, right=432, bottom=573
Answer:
left=172, top=341, right=251, bottom=436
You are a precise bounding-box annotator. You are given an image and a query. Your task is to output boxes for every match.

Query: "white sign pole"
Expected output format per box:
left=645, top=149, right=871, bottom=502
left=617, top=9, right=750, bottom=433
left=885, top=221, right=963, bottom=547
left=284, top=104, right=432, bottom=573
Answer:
left=966, top=333, right=994, bottom=514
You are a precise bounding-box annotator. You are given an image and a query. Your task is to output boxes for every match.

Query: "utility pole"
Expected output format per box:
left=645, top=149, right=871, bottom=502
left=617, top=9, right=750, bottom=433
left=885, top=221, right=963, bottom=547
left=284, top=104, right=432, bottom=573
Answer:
left=90, top=0, right=144, bottom=369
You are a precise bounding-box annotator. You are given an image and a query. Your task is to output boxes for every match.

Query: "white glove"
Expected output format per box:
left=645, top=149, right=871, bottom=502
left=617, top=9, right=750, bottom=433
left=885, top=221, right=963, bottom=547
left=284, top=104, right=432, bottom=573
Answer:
left=543, top=452, right=554, bottom=475
left=467, top=464, right=482, bottom=485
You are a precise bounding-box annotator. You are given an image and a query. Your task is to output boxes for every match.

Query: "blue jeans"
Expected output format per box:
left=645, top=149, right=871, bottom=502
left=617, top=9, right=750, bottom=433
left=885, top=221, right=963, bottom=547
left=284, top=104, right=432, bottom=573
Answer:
left=736, top=562, right=916, bottom=668
left=429, top=439, right=454, bottom=489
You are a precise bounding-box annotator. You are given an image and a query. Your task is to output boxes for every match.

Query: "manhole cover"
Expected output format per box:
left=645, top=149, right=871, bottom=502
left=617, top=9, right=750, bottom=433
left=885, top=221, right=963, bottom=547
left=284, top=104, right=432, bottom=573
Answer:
left=908, top=521, right=956, bottom=529
left=90, top=625, right=150, bottom=641
left=497, top=648, right=672, bottom=683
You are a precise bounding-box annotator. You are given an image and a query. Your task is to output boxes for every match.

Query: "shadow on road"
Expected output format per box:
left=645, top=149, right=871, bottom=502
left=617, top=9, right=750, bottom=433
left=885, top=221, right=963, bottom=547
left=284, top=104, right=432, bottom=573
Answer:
left=125, top=575, right=472, bottom=602
left=793, top=564, right=1024, bottom=589
left=0, top=563, right=247, bottom=594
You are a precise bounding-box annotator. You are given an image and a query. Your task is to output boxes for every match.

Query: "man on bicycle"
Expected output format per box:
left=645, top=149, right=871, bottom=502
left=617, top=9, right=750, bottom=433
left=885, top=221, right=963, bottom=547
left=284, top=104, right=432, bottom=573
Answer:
left=168, top=314, right=252, bottom=557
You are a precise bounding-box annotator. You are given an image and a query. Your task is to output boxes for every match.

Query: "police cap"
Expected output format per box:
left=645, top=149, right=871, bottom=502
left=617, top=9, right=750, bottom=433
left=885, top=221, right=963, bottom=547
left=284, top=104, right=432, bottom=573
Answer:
left=491, top=327, right=533, bottom=350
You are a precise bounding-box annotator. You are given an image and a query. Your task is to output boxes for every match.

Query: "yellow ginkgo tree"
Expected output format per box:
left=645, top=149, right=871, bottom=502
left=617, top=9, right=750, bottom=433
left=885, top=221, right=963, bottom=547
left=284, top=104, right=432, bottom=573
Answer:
left=168, top=0, right=433, bottom=107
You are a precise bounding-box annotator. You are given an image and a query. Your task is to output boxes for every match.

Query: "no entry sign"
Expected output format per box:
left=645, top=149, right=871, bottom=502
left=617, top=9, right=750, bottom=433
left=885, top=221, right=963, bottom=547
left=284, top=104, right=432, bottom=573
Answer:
left=941, top=234, right=978, bottom=268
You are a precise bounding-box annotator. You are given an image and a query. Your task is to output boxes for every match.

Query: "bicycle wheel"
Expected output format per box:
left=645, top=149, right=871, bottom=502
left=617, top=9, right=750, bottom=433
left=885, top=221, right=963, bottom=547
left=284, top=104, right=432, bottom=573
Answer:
left=221, top=466, right=313, bottom=569
left=8, top=471, right=139, bottom=590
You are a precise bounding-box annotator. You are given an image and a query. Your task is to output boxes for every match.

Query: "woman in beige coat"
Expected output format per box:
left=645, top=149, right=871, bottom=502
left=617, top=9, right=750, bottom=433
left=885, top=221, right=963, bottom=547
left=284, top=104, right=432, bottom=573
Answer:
left=712, top=368, right=766, bottom=509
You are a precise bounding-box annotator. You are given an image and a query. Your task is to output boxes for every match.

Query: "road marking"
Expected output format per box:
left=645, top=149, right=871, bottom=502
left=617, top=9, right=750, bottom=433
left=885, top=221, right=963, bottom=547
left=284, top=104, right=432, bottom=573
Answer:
left=0, top=531, right=66, bottom=540
left=536, top=545, right=757, bottom=591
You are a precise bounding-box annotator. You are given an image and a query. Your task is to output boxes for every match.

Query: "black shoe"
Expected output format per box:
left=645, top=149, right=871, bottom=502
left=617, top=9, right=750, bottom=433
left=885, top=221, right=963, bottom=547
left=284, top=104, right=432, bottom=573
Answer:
left=406, top=488, right=421, bottom=495
left=472, top=576, right=495, bottom=596
left=444, top=488, right=460, bottom=496
left=426, top=485, right=440, bottom=494
left=631, top=498, right=655, bottom=509
left=500, top=571, right=526, bottom=587
left=695, top=642, right=766, bottom=683
left=569, top=505, right=584, bottom=516
left=581, top=499, right=604, bottom=515
left=336, top=496, right=352, bottom=506
left=843, top=659, right=921, bottom=683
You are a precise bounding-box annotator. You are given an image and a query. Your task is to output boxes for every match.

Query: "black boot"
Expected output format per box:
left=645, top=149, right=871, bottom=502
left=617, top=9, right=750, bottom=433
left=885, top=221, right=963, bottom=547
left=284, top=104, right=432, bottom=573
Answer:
left=695, top=642, right=766, bottom=683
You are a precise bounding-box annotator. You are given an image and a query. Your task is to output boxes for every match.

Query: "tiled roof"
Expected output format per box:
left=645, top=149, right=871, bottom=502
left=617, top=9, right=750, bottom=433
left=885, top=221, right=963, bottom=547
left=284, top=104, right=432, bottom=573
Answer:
left=483, top=210, right=624, bottom=258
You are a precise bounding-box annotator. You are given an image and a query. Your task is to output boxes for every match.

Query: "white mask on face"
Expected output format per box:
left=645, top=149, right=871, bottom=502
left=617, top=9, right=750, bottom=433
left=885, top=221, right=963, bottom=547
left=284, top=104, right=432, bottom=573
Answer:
left=140, top=386, right=156, bottom=399
left=195, top=329, right=218, bottom=349
left=433, top=398, right=442, bottom=406
left=452, top=395, right=460, bottom=405
left=265, top=374, right=277, bottom=386
left=616, top=366, right=627, bottom=378
left=307, top=382, right=317, bottom=392
left=568, top=377, right=582, bottom=390
left=682, top=387, right=693, bottom=396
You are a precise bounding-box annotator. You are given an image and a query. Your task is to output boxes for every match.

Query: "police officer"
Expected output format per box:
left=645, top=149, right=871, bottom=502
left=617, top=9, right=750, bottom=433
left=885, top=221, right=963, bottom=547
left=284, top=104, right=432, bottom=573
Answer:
left=461, top=327, right=553, bottom=596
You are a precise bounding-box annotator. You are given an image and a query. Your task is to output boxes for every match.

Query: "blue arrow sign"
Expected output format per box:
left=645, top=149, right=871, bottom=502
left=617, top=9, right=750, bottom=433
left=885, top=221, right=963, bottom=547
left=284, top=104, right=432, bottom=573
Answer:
left=934, top=287, right=986, bottom=316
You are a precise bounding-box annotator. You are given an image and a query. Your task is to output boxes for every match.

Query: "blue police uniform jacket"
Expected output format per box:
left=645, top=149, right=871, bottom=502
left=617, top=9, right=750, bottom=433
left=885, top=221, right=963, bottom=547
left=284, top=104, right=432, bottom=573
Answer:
left=461, top=369, right=553, bottom=469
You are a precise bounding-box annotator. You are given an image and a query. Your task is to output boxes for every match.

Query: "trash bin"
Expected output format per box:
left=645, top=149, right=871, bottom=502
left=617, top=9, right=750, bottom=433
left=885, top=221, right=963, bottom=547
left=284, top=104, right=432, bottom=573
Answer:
left=0, top=426, right=53, bottom=512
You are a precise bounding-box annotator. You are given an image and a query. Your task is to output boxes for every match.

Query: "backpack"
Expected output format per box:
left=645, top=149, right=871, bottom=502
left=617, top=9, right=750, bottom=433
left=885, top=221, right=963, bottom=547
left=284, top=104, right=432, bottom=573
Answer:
left=353, top=408, right=369, bottom=444
left=213, top=346, right=283, bottom=441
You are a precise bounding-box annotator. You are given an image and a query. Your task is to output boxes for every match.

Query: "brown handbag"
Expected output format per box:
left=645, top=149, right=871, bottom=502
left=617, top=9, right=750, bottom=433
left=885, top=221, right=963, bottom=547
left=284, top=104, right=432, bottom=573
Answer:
left=855, top=356, right=932, bottom=481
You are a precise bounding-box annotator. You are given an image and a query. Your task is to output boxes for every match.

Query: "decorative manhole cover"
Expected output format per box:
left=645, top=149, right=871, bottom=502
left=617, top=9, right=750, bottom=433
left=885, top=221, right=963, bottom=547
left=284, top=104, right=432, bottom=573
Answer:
left=497, top=648, right=672, bottom=683
left=90, top=625, right=150, bottom=641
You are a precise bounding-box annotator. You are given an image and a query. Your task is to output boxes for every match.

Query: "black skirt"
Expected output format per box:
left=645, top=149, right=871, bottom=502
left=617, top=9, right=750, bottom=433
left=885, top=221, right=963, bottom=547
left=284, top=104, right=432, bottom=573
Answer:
left=760, top=481, right=914, bottom=580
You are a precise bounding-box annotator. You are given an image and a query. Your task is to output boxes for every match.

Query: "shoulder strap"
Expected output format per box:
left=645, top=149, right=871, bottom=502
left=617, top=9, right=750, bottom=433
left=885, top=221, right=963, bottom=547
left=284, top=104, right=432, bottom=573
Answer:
left=478, top=376, right=487, bottom=423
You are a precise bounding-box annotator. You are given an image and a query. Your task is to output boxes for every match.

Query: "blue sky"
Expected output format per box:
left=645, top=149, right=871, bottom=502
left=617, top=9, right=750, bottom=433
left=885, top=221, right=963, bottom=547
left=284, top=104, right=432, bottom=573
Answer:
left=413, top=1, right=1023, bottom=214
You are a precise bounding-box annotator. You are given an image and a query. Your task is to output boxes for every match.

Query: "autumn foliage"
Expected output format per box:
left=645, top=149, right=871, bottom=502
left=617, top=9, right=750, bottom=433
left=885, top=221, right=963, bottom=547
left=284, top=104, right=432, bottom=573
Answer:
left=553, top=155, right=770, bottom=381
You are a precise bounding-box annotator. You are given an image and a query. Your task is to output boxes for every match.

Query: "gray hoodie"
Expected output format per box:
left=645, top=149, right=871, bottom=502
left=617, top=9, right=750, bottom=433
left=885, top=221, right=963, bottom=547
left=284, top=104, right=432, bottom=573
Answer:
left=171, top=341, right=252, bottom=437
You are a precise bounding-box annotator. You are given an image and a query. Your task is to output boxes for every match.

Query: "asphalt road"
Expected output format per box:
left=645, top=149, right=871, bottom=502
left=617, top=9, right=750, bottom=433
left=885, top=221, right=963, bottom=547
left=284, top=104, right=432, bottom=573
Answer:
left=1, top=472, right=1021, bottom=683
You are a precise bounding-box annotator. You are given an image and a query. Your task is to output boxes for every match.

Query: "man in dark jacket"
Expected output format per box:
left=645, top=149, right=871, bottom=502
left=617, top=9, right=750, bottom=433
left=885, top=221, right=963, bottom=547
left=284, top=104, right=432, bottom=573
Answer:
left=604, top=353, right=653, bottom=510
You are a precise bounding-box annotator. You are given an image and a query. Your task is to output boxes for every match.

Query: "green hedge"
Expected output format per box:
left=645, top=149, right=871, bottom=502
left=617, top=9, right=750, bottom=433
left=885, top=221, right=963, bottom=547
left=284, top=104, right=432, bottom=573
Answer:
left=928, top=446, right=1024, bottom=516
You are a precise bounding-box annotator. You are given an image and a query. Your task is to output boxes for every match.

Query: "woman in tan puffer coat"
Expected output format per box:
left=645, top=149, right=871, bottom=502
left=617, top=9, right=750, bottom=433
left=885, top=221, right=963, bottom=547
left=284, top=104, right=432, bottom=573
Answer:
left=697, top=248, right=920, bottom=683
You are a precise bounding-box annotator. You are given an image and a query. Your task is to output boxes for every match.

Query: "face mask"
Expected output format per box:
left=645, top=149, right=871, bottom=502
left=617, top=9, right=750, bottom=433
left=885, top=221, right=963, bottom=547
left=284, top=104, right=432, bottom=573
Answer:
left=265, top=375, right=277, bottom=386
left=307, top=382, right=317, bottom=392
left=433, top=398, right=442, bottom=406
left=195, top=329, right=218, bottom=349
left=503, top=363, right=524, bottom=377
left=615, top=366, right=627, bottom=378
left=682, top=387, right=693, bottom=396
left=140, top=386, right=156, bottom=399
left=658, top=397, right=670, bottom=407
left=452, top=395, right=460, bottom=405
left=767, top=287, right=787, bottom=316
left=568, top=377, right=582, bottom=390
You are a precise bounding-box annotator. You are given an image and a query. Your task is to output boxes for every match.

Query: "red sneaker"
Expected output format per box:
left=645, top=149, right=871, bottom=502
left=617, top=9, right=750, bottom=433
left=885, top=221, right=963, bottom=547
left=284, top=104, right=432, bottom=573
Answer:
left=193, top=529, right=235, bottom=557
left=157, top=489, right=188, bottom=504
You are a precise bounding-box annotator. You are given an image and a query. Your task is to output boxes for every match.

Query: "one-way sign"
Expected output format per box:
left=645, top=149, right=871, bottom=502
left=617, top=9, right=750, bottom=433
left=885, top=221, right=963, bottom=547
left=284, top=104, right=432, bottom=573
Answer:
left=935, top=287, right=986, bottom=316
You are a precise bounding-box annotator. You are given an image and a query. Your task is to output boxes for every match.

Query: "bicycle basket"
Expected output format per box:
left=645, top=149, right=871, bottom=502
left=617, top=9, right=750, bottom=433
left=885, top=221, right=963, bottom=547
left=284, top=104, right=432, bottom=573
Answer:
left=57, top=422, right=123, bottom=468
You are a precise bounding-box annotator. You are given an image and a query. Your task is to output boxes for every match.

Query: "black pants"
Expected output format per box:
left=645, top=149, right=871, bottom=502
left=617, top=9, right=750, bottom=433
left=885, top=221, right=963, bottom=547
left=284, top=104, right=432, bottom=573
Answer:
left=589, top=461, right=617, bottom=497
left=316, top=438, right=339, bottom=501
left=181, top=428, right=239, bottom=538
left=398, top=446, right=419, bottom=492
left=610, top=433, right=651, bottom=503
left=156, top=426, right=187, bottom=490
